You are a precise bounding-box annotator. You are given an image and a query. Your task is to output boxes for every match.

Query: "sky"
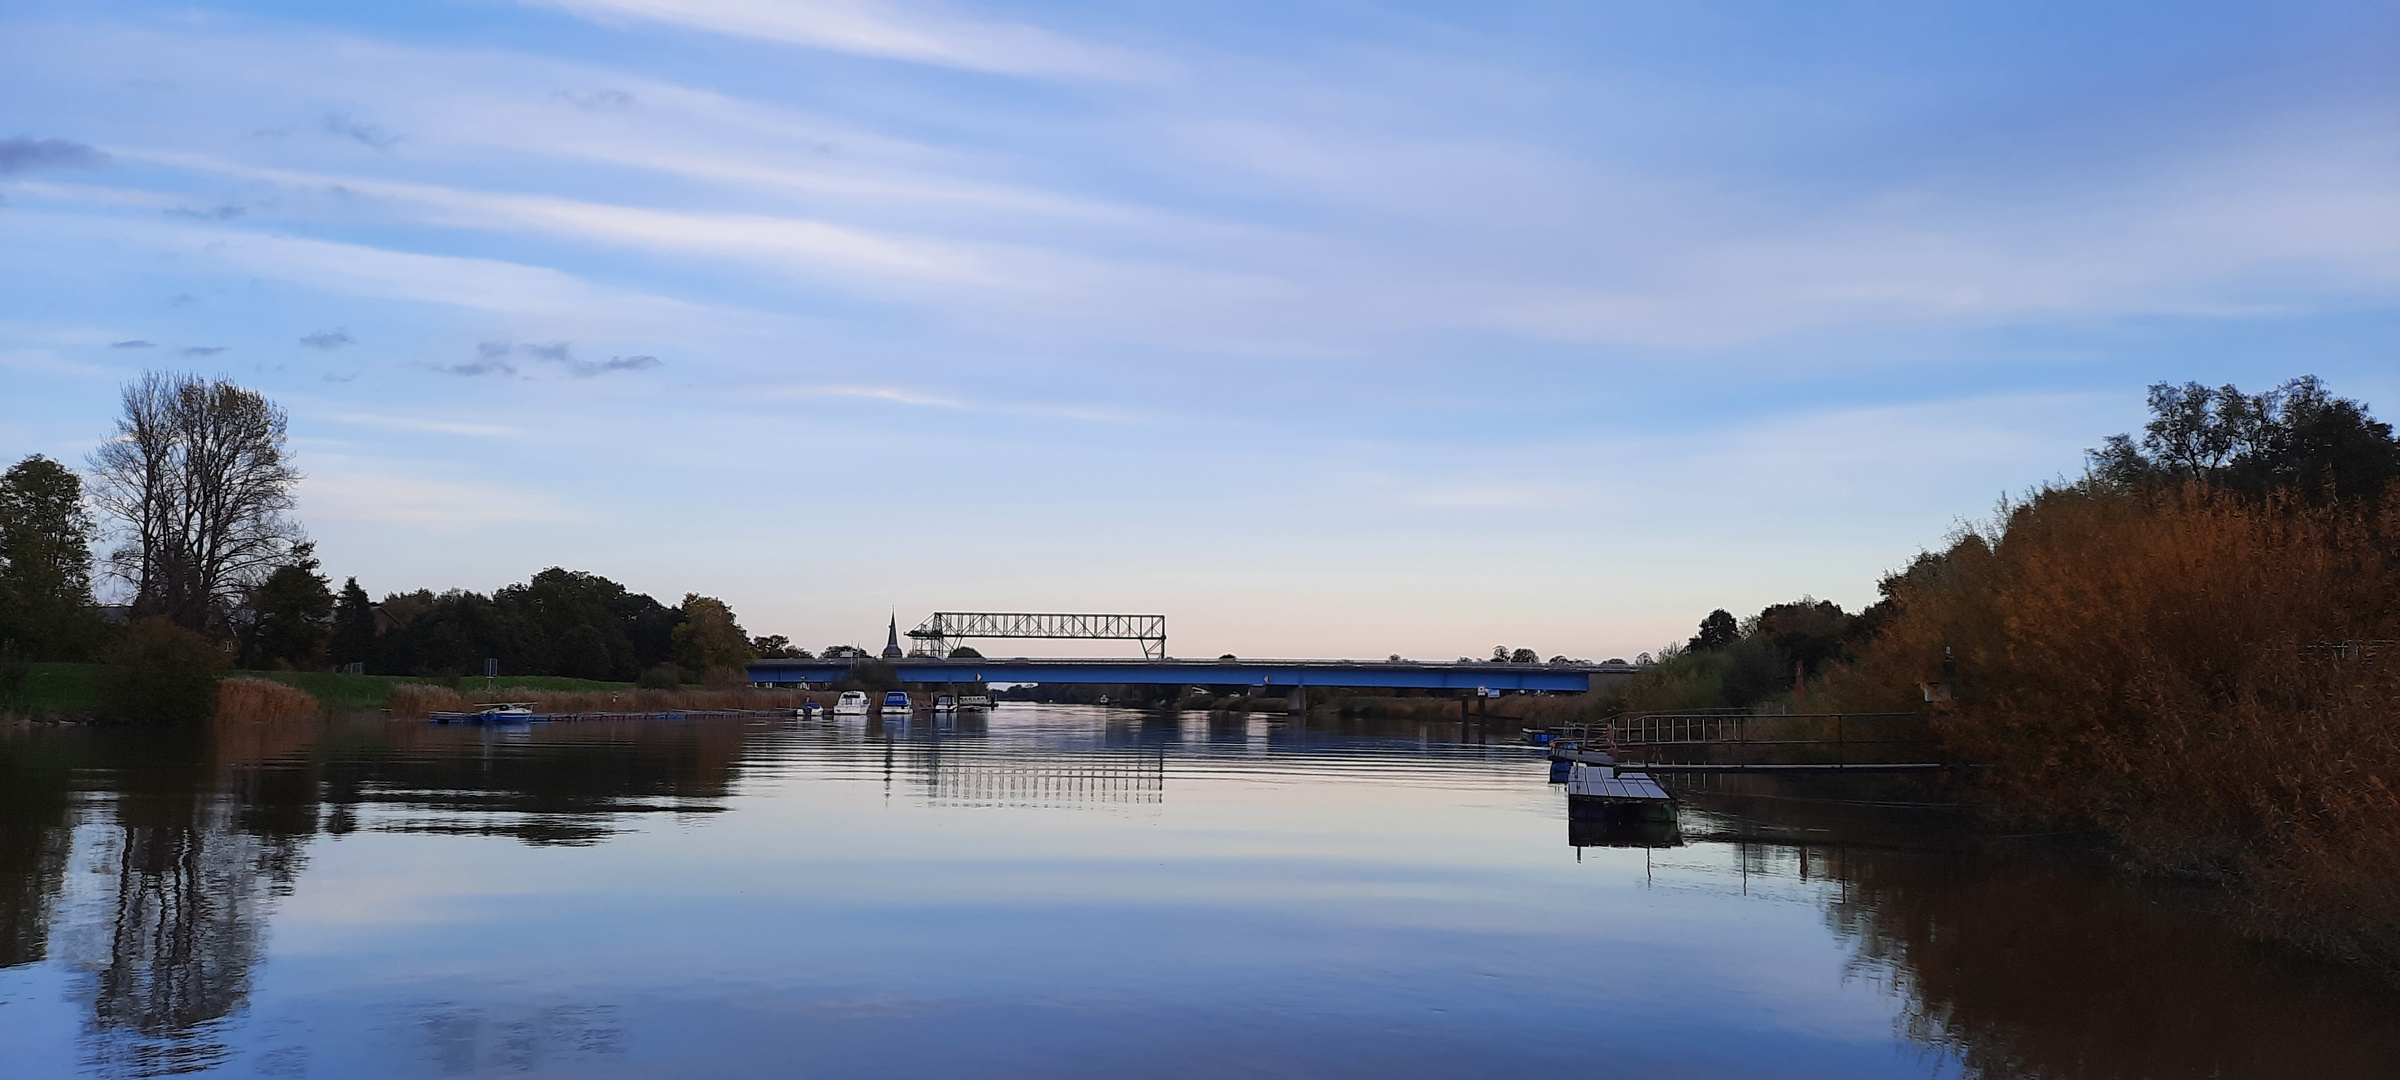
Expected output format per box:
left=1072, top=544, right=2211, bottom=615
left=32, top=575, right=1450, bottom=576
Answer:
left=2, top=0, right=2395, bottom=662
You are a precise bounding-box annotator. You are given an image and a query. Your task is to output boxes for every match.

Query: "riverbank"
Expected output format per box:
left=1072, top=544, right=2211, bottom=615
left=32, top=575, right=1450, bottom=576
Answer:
left=1, top=662, right=679, bottom=721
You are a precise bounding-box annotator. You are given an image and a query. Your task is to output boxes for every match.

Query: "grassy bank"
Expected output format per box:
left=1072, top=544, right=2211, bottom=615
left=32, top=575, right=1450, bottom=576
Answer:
left=2, top=662, right=109, bottom=717
left=2, top=662, right=637, bottom=719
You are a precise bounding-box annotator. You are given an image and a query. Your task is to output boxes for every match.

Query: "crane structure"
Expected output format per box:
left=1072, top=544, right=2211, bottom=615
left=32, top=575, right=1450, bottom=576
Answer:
left=906, top=612, right=1168, bottom=659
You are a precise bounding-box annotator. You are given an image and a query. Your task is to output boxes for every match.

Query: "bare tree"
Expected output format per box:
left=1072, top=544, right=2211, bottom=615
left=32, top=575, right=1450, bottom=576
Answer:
left=88, top=373, right=303, bottom=635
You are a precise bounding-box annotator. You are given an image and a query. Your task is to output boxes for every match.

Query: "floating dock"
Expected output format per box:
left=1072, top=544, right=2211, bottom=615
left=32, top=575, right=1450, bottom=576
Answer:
left=1565, top=763, right=1676, bottom=823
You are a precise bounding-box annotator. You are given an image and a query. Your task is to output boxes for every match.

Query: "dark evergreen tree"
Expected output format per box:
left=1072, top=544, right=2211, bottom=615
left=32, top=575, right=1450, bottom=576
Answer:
left=242, top=543, right=333, bottom=669
left=329, top=577, right=375, bottom=670
left=1688, top=609, right=1740, bottom=651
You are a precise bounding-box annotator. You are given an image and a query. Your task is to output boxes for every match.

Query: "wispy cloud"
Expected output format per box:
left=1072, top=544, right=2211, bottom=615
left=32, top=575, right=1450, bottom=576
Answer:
left=300, top=328, right=355, bottom=350
left=765, top=383, right=1133, bottom=423
left=0, top=137, right=105, bottom=174
left=321, top=112, right=399, bottom=149
left=555, top=88, right=636, bottom=111
left=298, top=462, right=578, bottom=524
left=527, top=0, right=1151, bottom=78
left=430, top=342, right=519, bottom=378
left=110, top=339, right=154, bottom=349
left=180, top=345, right=228, bottom=356
left=165, top=203, right=245, bottom=221
left=572, top=353, right=659, bottom=376
left=335, top=412, right=522, bottom=437
left=459, top=339, right=665, bottom=378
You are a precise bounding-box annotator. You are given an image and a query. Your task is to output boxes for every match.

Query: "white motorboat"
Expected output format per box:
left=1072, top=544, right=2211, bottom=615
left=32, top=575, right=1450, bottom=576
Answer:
left=880, top=690, right=913, bottom=714
left=933, top=695, right=957, bottom=712
left=833, top=691, right=870, bottom=716
left=958, top=695, right=993, bottom=710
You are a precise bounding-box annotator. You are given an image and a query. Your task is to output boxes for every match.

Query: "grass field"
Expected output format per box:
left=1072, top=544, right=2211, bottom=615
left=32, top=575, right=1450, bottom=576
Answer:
left=3, top=663, right=635, bottom=717
left=4, top=663, right=109, bottom=715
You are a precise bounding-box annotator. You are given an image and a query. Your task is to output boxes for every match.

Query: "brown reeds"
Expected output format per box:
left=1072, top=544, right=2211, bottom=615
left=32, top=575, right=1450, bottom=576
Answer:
left=1837, top=482, right=2400, bottom=968
left=216, top=676, right=323, bottom=723
left=382, top=682, right=804, bottom=719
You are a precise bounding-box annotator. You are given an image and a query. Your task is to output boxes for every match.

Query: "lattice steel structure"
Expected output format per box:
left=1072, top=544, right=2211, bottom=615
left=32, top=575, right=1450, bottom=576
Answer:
left=924, top=754, right=1166, bottom=807
left=907, top=612, right=1168, bottom=659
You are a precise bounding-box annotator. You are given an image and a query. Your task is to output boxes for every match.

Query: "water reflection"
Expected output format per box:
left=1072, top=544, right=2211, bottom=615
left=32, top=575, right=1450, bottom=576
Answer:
left=0, top=710, right=2395, bottom=1078
left=1681, top=778, right=2400, bottom=1079
left=1567, top=818, right=1682, bottom=850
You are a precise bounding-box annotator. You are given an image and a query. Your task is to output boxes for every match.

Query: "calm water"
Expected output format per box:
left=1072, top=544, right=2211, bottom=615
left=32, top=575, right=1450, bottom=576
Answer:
left=4, top=706, right=2397, bottom=1079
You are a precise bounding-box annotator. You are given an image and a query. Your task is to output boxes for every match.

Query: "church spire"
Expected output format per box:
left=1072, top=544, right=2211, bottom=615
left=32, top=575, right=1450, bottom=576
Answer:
left=883, top=614, right=904, bottom=659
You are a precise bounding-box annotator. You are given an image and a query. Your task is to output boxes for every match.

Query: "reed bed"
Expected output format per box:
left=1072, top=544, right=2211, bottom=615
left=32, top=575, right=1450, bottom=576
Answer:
left=216, top=676, right=323, bottom=723
left=383, top=682, right=804, bottom=718
left=1835, top=482, right=2400, bottom=970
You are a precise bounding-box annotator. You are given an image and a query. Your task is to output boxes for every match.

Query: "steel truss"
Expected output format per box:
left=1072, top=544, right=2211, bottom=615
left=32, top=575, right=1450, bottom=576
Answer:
left=908, top=612, right=1168, bottom=658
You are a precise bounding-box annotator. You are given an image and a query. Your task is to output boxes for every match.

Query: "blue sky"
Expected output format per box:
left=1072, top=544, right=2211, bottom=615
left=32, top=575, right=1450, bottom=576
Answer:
left=3, top=0, right=2395, bottom=660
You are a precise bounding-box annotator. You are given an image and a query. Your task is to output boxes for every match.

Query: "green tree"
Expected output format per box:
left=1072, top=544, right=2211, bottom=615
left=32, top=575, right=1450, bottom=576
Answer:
left=104, top=617, right=229, bottom=723
left=1688, top=609, right=1740, bottom=651
left=1751, top=596, right=1857, bottom=678
left=242, top=543, right=333, bottom=669
left=328, top=577, right=375, bottom=670
left=750, top=634, right=810, bottom=659
left=0, top=455, right=102, bottom=660
left=2090, top=376, right=2400, bottom=500
left=670, top=594, right=753, bottom=677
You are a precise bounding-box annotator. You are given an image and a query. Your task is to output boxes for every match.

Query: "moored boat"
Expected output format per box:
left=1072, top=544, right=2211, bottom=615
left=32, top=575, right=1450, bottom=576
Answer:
left=881, top=690, right=913, bottom=714
left=833, top=691, right=870, bottom=715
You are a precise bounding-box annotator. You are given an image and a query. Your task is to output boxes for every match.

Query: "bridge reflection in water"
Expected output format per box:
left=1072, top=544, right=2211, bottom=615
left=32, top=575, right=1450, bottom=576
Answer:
left=4, top=708, right=2399, bottom=1079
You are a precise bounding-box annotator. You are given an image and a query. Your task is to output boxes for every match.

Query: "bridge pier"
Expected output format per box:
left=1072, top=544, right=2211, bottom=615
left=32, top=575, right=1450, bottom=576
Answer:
left=1286, top=685, right=1305, bottom=715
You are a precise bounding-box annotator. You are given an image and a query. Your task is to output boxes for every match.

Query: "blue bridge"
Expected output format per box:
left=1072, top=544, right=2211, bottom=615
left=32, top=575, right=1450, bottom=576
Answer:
left=747, top=657, right=1637, bottom=695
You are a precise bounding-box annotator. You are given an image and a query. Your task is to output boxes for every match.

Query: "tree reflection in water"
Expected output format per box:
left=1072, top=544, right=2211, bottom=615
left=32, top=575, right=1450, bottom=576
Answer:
left=1, top=714, right=749, bottom=1076
left=4, top=716, right=2399, bottom=1080
left=0, top=728, right=76, bottom=969
left=1682, top=776, right=2400, bottom=1080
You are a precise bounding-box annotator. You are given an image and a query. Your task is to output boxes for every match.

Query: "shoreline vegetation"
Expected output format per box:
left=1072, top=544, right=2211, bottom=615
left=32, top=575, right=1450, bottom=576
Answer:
left=7, top=371, right=2398, bottom=977
left=0, top=662, right=806, bottom=724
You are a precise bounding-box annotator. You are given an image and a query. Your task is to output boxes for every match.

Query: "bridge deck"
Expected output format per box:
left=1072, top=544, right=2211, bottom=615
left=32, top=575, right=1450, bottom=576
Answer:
left=748, top=657, right=1636, bottom=693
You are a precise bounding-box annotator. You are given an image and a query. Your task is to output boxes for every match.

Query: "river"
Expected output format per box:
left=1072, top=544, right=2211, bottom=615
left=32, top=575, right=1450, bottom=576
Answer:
left=3, top=705, right=2396, bottom=1078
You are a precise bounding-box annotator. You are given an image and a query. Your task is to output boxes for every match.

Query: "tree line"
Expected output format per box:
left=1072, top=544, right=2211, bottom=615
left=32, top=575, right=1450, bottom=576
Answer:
left=1610, top=374, right=2400, bottom=968
left=0, top=372, right=796, bottom=713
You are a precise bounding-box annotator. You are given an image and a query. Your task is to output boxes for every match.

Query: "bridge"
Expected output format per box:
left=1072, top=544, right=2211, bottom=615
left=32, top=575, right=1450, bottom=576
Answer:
left=747, top=656, right=1637, bottom=695
left=907, top=612, right=1168, bottom=660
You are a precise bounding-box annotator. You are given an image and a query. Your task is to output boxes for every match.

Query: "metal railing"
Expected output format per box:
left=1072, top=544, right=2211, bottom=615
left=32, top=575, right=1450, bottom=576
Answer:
left=1565, top=711, right=1931, bottom=748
